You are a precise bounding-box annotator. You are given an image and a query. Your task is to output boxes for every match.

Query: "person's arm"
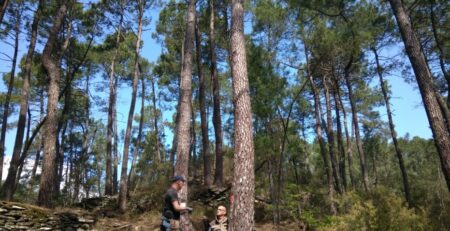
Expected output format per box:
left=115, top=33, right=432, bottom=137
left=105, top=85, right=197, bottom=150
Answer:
left=171, top=200, right=188, bottom=212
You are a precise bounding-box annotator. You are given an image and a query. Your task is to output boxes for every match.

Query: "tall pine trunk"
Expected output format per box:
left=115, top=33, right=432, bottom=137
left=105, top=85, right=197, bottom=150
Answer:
left=389, top=0, right=450, bottom=192
left=333, top=88, right=347, bottom=191
left=119, top=0, right=145, bottom=211
left=372, top=48, right=412, bottom=206
left=195, top=18, right=212, bottom=186
left=1, top=0, right=42, bottom=200
left=229, top=0, right=256, bottom=229
left=38, top=0, right=69, bottom=208
left=174, top=0, right=196, bottom=229
left=151, top=75, right=162, bottom=162
left=322, top=76, right=342, bottom=194
left=105, top=9, right=123, bottom=196
left=344, top=62, right=369, bottom=192
left=210, top=0, right=224, bottom=188
left=310, top=75, right=337, bottom=215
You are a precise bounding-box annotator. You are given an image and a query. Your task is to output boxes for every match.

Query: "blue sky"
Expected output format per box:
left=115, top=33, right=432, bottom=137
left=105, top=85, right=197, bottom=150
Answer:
left=0, top=4, right=433, bottom=170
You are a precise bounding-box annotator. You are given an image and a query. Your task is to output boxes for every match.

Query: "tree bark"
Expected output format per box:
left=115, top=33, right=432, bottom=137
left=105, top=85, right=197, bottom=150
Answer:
left=389, top=0, right=450, bottom=192
left=322, top=75, right=342, bottom=194
left=343, top=62, right=370, bottom=192
left=105, top=6, right=123, bottom=196
left=38, top=0, right=69, bottom=208
left=1, top=0, right=43, bottom=199
left=195, top=17, right=212, bottom=186
left=173, top=0, right=196, bottom=229
left=229, top=0, right=256, bottom=229
left=119, top=0, right=145, bottom=212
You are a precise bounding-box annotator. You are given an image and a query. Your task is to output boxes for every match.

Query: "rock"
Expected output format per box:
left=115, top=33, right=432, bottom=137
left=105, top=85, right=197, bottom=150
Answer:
left=11, top=205, right=25, bottom=210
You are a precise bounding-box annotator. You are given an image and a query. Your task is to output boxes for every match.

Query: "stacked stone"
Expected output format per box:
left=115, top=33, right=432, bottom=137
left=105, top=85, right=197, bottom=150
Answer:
left=0, top=201, right=95, bottom=231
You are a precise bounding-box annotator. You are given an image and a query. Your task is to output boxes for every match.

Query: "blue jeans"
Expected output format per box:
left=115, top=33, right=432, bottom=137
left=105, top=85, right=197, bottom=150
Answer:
left=160, top=217, right=170, bottom=231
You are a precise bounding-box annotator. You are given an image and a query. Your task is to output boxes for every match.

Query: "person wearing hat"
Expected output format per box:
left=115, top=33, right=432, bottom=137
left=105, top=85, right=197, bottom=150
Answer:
left=160, top=175, right=188, bottom=231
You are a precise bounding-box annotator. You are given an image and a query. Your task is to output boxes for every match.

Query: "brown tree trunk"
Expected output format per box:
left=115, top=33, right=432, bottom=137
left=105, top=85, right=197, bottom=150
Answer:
left=322, top=76, right=343, bottom=194
left=195, top=18, right=212, bottom=186
left=210, top=0, right=224, bottom=188
left=105, top=9, right=123, bottom=196
left=229, top=0, right=256, bottom=229
left=173, top=0, right=196, bottom=229
left=0, top=2, right=21, bottom=187
left=119, top=0, right=145, bottom=212
left=38, top=0, right=69, bottom=208
left=1, top=0, right=42, bottom=200
left=389, top=0, right=450, bottom=192
left=310, top=75, right=337, bottom=215
left=343, top=62, right=370, bottom=192
left=372, top=48, right=412, bottom=206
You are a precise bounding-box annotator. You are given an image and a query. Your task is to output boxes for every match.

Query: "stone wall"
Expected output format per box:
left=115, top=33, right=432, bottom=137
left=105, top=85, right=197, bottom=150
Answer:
left=0, top=201, right=95, bottom=231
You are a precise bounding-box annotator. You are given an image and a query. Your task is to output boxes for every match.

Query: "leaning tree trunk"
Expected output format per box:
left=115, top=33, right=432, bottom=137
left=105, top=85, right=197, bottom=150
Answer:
left=210, top=0, right=224, bottom=188
left=105, top=10, right=123, bottom=196
left=174, top=0, right=196, bottom=229
left=229, top=0, right=256, bottom=230
left=0, top=3, right=20, bottom=187
left=195, top=18, right=212, bottom=186
left=389, top=0, right=450, bottom=192
left=322, top=75, right=343, bottom=194
left=118, top=0, right=145, bottom=212
left=38, top=0, right=69, bottom=208
left=332, top=87, right=347, bottom=191
left=372, top=48, right=412, bottom=206
left=343, top=62, right=370, bottom=192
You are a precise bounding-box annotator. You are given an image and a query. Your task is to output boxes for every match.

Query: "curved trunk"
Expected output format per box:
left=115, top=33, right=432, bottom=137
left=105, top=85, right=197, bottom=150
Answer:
left=38, top=0, right=69, bottom=208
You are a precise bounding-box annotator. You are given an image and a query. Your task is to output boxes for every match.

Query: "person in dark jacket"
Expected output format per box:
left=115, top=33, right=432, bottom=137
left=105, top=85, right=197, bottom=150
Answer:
left=208, top=205, right=228, bottom=231
left=160, top=176, right=188, bottom=231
